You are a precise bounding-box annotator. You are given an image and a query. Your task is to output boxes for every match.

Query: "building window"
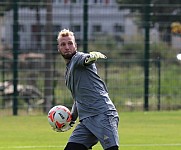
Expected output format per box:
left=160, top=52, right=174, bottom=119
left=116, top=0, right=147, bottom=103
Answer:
left=53, top=25, right=61, bottom=34
left=94, top=0, right=98, bottom=3
left=114, top=24, right=124, bottom=32
left=71, top=25, right=81, bottom=32
left=19, top=25, right=26, bottom=32
left=92, top=25, right=102, bottom=33
left=71, top=0, right=76, bottom=3
left=53, top=0, right=62, bottom=3
left=94, top=0, right=103, bottom=4
left=105, top=0, right=110, bottom=4
left=64, top=0, right=69, bottom=4
left=31, top=25, right=47, bottom=50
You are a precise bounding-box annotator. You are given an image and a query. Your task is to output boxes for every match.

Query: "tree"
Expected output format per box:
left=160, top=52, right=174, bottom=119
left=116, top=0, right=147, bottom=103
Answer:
left=19, top=0, right=54, bottom=113
left=19, top=0, right=47, bottom=51
left=43, top=0, right=53, bottom=113
left=116, top=0, right=181, bottom=43
left=0, top=1, right=54, bottom=113
left=0, top=0, right=47, bottom=50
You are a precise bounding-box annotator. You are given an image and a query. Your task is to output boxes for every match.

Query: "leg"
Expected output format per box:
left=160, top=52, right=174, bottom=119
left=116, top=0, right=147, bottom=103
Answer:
left=105, top=146, right=119, bottom=150
left=64, top=142, right=87, bottom=150
left=67, top=122, right=98, bottom=149
left=81, top=112, right=119, bottom=150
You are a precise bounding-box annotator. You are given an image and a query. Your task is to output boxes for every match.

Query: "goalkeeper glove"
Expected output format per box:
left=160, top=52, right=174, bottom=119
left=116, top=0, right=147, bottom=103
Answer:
left=85, top=51, right=107, bottom=64
left=69, top=120, right=76, bottom=127
left=52, top=121, right=76, bottom=132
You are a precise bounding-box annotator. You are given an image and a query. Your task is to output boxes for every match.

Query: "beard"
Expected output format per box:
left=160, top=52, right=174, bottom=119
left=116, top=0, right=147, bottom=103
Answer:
left=60, top=51, right=76, bottom=60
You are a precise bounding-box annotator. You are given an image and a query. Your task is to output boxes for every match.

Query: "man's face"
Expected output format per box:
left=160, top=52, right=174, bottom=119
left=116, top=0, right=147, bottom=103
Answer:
left=58, top=36, right=77, bottom=60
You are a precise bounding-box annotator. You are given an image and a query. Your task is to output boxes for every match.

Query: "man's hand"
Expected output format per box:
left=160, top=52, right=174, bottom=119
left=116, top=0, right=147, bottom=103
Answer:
left=85, top=51, right=107, bottom=64
left=69, top=120, right=76, bottom=127
left=52, top=121, right=76, bottom=132
left=52, top=127, right=64, bottom=132
left=90, top=51, right=107, bottom=59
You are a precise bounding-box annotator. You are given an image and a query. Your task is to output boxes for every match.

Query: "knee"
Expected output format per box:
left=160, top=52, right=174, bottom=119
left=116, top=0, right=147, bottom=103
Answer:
left=64, top=142, right=88, bottom=150
left=105, top=146, right=119, bottom=150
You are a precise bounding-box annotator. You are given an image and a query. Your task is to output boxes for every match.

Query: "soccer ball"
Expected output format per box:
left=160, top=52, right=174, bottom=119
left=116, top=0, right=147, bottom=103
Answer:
left=48, top=105, right=72, bottom=131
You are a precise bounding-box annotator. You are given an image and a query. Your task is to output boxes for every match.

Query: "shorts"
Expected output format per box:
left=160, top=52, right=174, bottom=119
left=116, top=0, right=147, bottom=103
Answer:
left=68, top=112, right=119, bottom=149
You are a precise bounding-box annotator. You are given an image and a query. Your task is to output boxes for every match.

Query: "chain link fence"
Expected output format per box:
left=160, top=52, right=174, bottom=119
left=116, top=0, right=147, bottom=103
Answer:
left=0, top=0, right=181, bottom=115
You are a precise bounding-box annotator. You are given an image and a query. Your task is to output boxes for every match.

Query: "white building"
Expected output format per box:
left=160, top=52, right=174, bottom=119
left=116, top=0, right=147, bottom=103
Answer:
left=1, top=0, right=138, bottom=51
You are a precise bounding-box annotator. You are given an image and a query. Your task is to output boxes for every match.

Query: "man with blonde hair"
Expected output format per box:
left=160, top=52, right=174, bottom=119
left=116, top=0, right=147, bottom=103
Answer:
left=56, top=29, right=119, bottom=150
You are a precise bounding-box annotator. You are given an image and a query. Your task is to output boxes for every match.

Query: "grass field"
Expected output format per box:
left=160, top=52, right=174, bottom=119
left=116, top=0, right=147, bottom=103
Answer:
left=0, top=111, right=181, bottom=150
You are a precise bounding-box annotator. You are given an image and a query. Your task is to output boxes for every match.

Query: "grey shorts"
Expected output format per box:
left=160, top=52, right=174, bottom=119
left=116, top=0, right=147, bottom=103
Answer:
left=68, top=112, right=119, bottom=149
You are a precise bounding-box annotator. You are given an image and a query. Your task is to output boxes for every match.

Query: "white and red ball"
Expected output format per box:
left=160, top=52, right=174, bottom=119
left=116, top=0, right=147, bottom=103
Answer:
left=48, top=105, right=72, bottom=130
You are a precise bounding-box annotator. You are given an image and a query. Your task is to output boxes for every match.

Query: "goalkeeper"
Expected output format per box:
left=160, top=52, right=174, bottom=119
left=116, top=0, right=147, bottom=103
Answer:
left=57, top=29, right=119, bottom=150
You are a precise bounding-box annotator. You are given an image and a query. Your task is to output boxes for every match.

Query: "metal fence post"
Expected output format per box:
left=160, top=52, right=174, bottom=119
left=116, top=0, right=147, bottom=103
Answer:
left=13, top=0, right=19, bottom=115
left=157, top=57, right=161, bottom=111
left=83, top=0, right=88, bottom=53
left=144, top=0, right=151, bottom=111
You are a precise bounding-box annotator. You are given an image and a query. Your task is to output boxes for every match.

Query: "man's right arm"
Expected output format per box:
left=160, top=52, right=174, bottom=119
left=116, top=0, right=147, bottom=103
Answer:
left=84, top=51, right=107, bottom=65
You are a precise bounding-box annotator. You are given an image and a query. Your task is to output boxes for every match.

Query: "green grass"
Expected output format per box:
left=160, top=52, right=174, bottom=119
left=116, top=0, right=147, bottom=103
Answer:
left=0, top=111, right=181, bottom=150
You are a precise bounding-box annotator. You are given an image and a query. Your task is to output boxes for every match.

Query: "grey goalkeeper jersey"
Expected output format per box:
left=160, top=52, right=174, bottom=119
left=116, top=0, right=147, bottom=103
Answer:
left=65, top=52, right=117, bottom=121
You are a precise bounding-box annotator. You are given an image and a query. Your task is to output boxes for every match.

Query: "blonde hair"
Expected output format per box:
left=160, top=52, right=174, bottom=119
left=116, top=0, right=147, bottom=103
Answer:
left=57, top=29, right=75, bottom=42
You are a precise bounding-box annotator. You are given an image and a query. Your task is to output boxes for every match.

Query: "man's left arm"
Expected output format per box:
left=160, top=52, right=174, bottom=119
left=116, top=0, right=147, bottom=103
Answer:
left=70, top=100, right=78, bottom=126
left=52, top=101, right=78, bottom=132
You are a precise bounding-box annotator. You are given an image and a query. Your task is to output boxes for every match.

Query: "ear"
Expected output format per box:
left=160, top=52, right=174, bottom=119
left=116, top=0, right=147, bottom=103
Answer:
left=57, top=45, right=60, bottom=52
left=75, top=42, right=77, bottom=50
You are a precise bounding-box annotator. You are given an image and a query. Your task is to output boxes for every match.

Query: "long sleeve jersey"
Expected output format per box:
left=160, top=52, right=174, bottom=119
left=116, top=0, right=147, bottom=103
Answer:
left=65, top=52, right=117, bottom=121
